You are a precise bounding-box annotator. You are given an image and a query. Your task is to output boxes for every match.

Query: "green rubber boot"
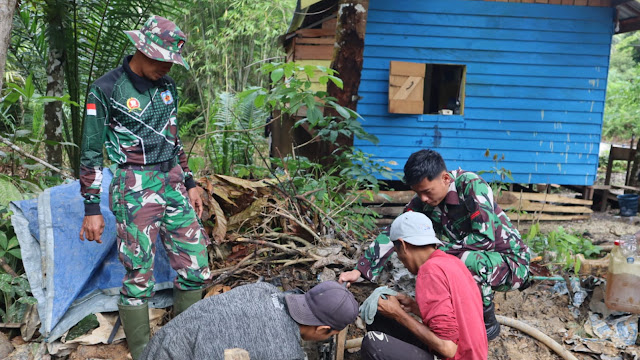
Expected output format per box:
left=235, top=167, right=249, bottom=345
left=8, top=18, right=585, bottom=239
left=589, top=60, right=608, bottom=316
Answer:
left=118, top=302, right=150, bottom=360
left=173, top=288, right=203, bottom=317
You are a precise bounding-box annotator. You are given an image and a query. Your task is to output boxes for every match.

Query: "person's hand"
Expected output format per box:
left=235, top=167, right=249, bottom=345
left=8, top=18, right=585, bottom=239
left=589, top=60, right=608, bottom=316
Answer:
left=79, top=215, right=105, bottom=244
left=396, top=293, right=420, bottom=316
left=377, top=295, right=404, bottom=320
left=188, top=186, right=203, bottom=218
left=338, top=269, right=362, bottom=287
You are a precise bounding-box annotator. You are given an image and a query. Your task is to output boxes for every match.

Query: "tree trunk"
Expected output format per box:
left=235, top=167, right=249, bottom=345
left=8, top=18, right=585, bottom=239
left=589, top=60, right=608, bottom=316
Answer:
left=0, top=0, right=19, bottom=91
left=44, top=0, right=66, bottom=168
left=321, top=0, right=369, bottom=158
left=44, top=46, right=65, bottom=168
left=630, top=137, right=640, bottom=188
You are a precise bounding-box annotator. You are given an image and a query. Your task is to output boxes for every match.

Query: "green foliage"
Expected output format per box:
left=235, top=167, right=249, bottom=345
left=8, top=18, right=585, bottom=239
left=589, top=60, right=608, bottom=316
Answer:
left=0, top=203, right=37, bottom=323
left=524, top=223, right=602, bottom=274
left=478, top=149, right=513, bottom=197
left=604, top=33, right=640, bottom=141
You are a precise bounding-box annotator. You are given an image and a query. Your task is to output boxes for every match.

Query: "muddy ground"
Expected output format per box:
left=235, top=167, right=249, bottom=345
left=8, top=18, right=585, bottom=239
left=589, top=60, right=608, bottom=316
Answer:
left=342, top=209, right=640, bottom=360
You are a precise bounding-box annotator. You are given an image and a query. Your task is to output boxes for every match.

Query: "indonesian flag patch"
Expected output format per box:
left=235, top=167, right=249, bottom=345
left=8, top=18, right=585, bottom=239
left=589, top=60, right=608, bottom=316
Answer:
left=87, top=103, right=97, bottom=116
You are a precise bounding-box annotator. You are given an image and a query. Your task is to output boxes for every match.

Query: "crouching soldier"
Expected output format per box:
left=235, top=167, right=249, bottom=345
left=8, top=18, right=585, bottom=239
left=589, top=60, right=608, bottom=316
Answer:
left=340, top=149, right=530, bottom=341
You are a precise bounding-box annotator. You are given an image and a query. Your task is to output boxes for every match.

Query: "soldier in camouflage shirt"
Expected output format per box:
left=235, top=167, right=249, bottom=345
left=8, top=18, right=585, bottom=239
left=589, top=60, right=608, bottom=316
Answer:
left=340, top=149, right=530, bottom=341
left=78, top=16, right=210, bottom=360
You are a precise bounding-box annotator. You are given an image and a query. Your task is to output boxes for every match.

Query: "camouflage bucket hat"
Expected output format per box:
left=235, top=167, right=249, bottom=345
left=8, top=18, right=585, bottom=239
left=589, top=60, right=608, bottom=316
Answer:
left=124, top=15, right=190, bottom=70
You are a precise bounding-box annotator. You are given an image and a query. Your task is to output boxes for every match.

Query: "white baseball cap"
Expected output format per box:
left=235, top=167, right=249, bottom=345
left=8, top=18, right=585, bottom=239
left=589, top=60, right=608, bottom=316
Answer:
left=390, top=212, right=443, bottom=246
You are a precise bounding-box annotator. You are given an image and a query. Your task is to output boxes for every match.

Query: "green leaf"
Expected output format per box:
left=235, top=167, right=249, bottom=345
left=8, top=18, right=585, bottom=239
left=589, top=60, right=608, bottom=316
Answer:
left=17, top=296, right=37, bottom=305
left=0, top=178, right=23, bottom=206
left=0, top=273, right=11, bottom=283
left=327, top=75, right=343, bottom=89
left=334, top=104, right=351, bottom=120
left=0, top=281, right=11, bottom=293
left=8, top=248, right=22, bottom=259
left=0, top=232, right=7, bottom=250
left=254, top=94, right=266, bottom=108
left=271, top=68, right=284, bottom=83
left=7, top=236, right=18, bottom=250
left=24, top=74, right=35, bottom=98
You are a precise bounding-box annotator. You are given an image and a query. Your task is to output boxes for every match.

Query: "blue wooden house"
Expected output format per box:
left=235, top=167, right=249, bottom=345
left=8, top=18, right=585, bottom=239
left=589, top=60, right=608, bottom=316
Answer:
left=283, top=0, right=640, bottom=186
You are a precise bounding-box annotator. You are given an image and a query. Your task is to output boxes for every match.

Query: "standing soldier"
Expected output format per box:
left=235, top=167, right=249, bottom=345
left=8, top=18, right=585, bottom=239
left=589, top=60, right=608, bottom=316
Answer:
left=339, top=149, right=530, bottom=341
left=78, top=16, right=212, bottom=360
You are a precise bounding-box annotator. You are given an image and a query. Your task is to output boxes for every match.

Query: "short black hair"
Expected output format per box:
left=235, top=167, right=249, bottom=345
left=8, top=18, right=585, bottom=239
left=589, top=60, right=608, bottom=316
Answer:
left=403, top=149, right=447, bottom=186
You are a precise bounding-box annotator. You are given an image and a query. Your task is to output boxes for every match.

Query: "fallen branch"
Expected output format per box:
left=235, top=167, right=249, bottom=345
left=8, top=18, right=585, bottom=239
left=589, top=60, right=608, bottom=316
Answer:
left=0, top=257, right=18, bottom=277
left=0, top=134, right=74, bottom=179
left=497, top=315, right=578, bottom=360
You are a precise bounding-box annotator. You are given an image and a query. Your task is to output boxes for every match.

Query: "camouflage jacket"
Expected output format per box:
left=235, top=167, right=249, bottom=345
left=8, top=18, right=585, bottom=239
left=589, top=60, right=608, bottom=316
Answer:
left=356, top=169, right=530, bottom=281
left=79, top=55, right=195, bottom=216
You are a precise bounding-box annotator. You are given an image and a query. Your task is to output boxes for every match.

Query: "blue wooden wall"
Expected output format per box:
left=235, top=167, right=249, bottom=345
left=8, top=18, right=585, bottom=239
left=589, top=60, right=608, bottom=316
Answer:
left=354, top=0, right=615, bottom=185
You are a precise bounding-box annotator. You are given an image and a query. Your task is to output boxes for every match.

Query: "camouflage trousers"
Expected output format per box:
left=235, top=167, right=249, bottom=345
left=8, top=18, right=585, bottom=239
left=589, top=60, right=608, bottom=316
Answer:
left=460, top=251, right=530, bottom=306
left=109, top=165, right=212, bottom=306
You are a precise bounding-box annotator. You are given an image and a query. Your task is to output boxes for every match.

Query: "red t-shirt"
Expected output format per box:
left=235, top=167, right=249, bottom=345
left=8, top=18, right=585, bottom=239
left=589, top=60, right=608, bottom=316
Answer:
left=415, top=249, right=488, bottom=360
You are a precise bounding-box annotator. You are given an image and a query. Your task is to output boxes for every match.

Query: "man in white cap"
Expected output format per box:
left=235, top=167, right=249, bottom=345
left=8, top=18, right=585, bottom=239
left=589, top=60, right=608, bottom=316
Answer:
left=78, top=15, right=211, bottom=359
left=360, top=212, right=488, bottom=360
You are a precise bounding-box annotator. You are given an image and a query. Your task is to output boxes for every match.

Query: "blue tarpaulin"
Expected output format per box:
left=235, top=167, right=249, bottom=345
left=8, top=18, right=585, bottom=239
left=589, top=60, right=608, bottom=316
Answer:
left=11, top=168, right=175, bottom=341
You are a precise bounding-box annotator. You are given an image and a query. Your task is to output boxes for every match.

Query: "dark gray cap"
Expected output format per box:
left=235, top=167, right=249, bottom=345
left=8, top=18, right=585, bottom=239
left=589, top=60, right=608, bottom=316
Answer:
left=285, top=281, right=358, bottom=330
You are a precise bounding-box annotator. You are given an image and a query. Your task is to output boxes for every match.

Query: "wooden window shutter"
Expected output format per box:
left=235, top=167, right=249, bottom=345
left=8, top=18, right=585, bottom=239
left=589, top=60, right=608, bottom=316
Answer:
left=388, top=61, right=425, bottom=114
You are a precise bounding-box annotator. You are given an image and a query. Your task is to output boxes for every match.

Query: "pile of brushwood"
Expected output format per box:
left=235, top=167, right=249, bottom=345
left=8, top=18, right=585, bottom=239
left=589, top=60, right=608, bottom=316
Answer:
left=197, top=173, right=376, bottom=288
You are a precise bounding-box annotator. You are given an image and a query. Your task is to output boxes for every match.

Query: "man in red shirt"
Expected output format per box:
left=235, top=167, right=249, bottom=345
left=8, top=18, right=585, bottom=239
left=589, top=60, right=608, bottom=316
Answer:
left=361, top=212, right=488, bottom=360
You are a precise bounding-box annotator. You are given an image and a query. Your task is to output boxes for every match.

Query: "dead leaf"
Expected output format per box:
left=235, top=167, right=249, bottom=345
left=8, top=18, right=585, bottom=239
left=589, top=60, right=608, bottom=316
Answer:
left=204, top=284, right=232, bottom=298
left=207, top=195, right=227, bottom=243
left=217, top=174, right=266, bottom=189
left=228, top=197, right=268, bottom=230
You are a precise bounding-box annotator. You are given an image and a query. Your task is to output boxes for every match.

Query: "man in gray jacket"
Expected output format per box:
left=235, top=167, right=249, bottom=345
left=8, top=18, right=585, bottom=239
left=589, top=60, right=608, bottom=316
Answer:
left=140, top=281, right=359, bottom=360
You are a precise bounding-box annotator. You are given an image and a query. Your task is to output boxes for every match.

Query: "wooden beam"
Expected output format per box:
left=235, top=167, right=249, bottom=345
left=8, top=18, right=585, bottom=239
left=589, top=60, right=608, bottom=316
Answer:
left=506, top=213, right=591, bottom=221
left=498, top=191, right=593, bottom=205
left=357, top=190, right=415, bottom=205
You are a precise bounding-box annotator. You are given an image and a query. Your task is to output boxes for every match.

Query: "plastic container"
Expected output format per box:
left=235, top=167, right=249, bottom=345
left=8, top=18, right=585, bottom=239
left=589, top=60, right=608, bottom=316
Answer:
left=605, top=245, right=640, bottom=313
left=620, top=235, right=637, bottom=264
left=617, top=194, right=639, bottom=217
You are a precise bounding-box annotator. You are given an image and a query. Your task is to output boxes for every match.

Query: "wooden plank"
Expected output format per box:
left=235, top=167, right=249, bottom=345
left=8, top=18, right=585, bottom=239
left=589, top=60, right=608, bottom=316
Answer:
left=611, top=184, right=640, bottom=191
left=391, top=76, right=424, bottom=100
left=562, top=0, right=574, bottom=4
left=389, top=61, right=426, bottom=77
left=389, top=76, right=424, bottom=101
left=575, top=0, right=588, bottom=4
left=296, top=37, right=335, bottom=45
left=501, top=200, right=594, bottom=213
left=389, top=99, right=423, bottom=114
left=372, top=1, right=610, bottom=20
left=506, top=213, right=591, bottom=221
left=295, top=28, right=335, bottom=37
left=294, top=45, right=333, bottom=60
left=366, top=206, right=405, bottom=217
left=322, top=18, right=337, bottom=30
left=498, top=191, right=593, bottom=205
left=364, top=23, right=612, bottom=45
left=358, top=191, right=415, bottom=204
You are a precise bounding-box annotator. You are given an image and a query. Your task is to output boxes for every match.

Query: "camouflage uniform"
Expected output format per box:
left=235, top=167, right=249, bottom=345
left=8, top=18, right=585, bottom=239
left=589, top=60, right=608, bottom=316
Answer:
left=80, top=17, right=211, bottom=306
left=357, top=170, right=530, bottom=306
